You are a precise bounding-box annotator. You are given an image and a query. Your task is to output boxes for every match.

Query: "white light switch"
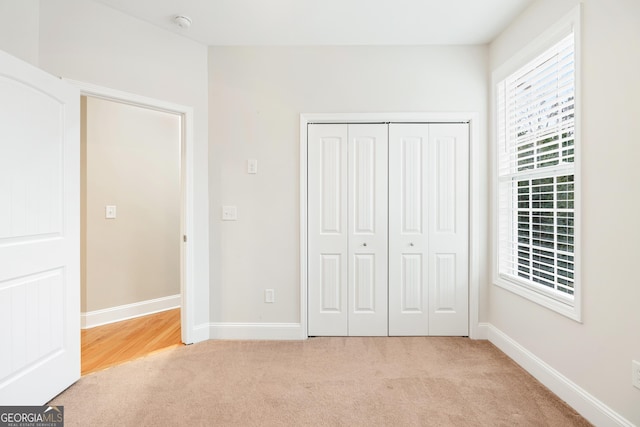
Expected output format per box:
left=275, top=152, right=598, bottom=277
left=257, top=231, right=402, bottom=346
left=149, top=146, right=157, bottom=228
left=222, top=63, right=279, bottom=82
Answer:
left=265, top=289, right=275, bottom=303
left=222, top=206, right=237, bottom=221
left=247, top=159, right=258, bottom=174
left=105, top=205, right=117, bottom=219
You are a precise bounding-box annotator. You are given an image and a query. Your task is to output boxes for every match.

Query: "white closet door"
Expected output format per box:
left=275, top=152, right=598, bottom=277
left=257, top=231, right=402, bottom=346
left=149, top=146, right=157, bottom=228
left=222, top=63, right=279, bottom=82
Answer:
left=308, top=124, right=349, bottom=336
left=310, top=122, right=467, bottom=337
left=347, top=124, right=388, bottom=336
left=388, top=124, right=430, bottom=335
left=427, top=124, right=469, bottom=336
left=389, top=123, right=469, bottom=336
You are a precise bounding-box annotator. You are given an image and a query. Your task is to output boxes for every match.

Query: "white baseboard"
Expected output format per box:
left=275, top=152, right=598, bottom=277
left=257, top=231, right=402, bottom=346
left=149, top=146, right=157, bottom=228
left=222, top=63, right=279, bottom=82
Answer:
left=190, top=323, right=211, bottom=343
left=487, top=324, right=634, bottom=427
left=81, top=294, right=181, bottom=329
left=472, top=322, right=490, bottom=339
left=209, top=322, right=304, bottom=340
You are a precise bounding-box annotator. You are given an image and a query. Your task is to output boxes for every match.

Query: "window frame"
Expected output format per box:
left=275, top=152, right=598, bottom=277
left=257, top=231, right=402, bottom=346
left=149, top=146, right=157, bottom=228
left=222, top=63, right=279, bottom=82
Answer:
left=492, top=6, right=582, bottom=322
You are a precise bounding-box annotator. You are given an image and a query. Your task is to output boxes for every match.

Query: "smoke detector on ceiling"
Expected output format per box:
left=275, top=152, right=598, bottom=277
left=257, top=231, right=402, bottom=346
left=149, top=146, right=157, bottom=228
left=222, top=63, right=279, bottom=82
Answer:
left=173, top=15, right=192, bottom=30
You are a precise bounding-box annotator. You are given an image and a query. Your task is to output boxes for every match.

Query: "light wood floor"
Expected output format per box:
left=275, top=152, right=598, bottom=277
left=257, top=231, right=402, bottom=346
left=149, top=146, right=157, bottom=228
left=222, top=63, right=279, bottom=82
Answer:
left=81, top=308, right=183, bottom=375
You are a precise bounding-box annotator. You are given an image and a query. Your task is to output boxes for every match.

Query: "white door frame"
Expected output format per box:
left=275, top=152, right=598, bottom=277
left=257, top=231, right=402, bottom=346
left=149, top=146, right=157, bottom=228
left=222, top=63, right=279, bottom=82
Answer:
left=67, top=79, right=196, bottom=344
left=300, top=112, right=482, bottom=339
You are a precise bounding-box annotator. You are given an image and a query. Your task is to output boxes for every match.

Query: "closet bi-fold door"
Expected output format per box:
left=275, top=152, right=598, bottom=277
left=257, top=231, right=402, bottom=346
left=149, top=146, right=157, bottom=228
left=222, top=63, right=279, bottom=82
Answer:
left=308, top=124, right=348, bottom=336
left=347, top=124, right=388, bottom=336
left=388, top=123, right=469, bottom=336
left=308, top=124, right=388, bottom=336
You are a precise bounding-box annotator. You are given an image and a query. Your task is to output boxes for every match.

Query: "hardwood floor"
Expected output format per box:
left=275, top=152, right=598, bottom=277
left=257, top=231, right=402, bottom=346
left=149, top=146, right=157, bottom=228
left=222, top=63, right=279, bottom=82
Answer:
left=81, top=308, right=183, bottom=375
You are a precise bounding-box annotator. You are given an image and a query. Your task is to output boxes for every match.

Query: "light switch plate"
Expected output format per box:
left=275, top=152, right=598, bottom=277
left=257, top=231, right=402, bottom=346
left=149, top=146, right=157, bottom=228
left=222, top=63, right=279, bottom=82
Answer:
left=265, top=289, right=275, bottom=303
left=247, top=159, right=258, bottom=174
left=105, top=205, right=117, bottom=219
left=222, top=206, right=237, bottom=221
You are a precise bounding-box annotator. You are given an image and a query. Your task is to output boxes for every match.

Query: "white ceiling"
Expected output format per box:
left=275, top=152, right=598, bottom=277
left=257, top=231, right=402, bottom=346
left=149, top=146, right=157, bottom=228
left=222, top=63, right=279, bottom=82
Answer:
left=93, top=0, right=534, bottom=46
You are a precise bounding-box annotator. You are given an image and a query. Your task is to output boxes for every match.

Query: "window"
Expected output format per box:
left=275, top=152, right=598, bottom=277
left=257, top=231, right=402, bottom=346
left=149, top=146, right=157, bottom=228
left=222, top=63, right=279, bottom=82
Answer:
left=494, top=11, right=580, bottom=320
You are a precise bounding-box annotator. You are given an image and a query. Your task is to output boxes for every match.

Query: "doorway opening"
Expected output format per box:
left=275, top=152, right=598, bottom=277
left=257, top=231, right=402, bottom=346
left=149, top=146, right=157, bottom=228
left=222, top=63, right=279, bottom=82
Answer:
left=76, top=85, right=194, bottom=373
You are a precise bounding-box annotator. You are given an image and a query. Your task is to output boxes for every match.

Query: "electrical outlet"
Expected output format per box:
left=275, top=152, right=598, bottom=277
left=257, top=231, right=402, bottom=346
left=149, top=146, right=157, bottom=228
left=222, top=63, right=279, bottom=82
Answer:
left=633, top=360, right=640, bottom=390
left=265, top=289, right=275, bottom=303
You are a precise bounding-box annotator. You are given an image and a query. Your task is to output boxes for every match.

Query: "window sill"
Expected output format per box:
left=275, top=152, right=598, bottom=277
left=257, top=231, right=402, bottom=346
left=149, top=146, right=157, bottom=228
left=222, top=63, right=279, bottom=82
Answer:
left=494, top=276, right=582, bottom=322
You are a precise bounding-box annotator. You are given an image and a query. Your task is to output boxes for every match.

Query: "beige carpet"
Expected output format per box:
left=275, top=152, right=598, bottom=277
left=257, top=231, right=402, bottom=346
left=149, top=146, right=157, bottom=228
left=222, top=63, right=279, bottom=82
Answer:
left=50, top=337, right=591, bottom=426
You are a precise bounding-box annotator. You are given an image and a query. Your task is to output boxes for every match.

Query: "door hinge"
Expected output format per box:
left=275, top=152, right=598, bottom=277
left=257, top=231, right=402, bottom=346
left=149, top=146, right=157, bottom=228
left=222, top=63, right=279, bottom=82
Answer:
left=183, top=235, right=187, bottom=243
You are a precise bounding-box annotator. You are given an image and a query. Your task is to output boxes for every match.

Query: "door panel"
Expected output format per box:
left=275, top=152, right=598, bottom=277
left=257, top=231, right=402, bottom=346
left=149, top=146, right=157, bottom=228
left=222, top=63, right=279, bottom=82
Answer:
left=434, top=136, right=457, bottom=233
left=401, top=137, right=423, bottom=234
left=320, top=254, right=342, bottom=312
left=401, top=254, right=423, bottom=312
left=434, top=253, right=457, bottom=310
left=388, top=125, right=430, bottom=335
left=320, top=137, right=343, bottom=234
left=428, top=124, right=469, bottom=336
left=353, top=254, right=375, bottom=311
left=308, top=125, right=348, bottom=336
left=353, top=136, right=375, bottom=233
left=347, top=125, right=387, bottom=336
left=0, top=50, right=80, bottom=404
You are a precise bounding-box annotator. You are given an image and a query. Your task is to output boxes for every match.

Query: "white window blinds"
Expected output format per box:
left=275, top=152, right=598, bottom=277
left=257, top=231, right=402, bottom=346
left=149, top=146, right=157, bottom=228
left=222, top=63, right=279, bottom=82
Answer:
left=497, top=31, right=576, bottom=300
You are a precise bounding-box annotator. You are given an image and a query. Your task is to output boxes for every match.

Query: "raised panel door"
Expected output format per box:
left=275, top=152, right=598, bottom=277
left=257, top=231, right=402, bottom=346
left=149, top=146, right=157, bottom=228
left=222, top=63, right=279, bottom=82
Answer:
left=388, top=124, right=430, bottom=335
left=428, top=124, right=469, bottom=336
left=347, top=124, right=388, bottom=336
left=0, top=50, right=80, bottom=404
left=308, top=124, right=349, bottom=336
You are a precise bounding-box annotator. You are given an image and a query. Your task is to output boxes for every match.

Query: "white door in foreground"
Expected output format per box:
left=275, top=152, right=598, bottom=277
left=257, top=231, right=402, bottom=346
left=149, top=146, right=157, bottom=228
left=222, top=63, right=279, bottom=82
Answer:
left=0, top=50, right=80, bottom=404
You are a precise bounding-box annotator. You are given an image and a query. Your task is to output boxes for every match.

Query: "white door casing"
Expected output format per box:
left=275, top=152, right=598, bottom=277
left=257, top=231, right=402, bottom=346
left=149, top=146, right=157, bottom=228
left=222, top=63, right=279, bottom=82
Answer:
left=0, top=51, right=80, bottom=404
left=67, top=79, right=196, bottom=344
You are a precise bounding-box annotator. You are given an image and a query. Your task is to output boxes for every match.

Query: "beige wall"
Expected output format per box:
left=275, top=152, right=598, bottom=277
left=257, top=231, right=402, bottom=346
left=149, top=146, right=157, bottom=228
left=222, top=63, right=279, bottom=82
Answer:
left=489, top=0, right=640, bottom=424
left=81, top=96, right=180, bottom=312
left=208, top=45, right=489, bottom=324
left=0, top=0, right=39, bottom=66
left=37, top=0, right=210, bottom=331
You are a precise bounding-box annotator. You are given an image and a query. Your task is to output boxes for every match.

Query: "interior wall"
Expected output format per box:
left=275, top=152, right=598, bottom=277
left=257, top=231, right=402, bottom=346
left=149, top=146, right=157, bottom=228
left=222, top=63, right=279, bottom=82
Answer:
left=208, top=45, right=489, bottom=324
left=37, top=0, right=210, bottom=331
left=0, top=0, right=39, bottom=65
left=489, top=0, right=640, bottom=424
left=81, top=96, right=180, bottom=312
